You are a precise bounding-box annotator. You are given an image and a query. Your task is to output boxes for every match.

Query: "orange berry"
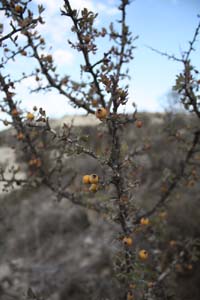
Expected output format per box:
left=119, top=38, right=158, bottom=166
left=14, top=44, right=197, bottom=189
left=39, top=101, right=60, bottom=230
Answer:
left=35, top=158, right=42, bottom=168
left=91, top=99, right=98, bottom=107
left=138, top=249, right=148, bottom=260
left=169, top=240, right=177, bottom=247
left=140, top=217, right=150, bottom=225
left=89, top=183, right=98, bottom=192
left=127, top=291, right=134, bottom=300
left=129, top=283, right=136, bottom=289
left=89, top=174, right=99, bottom=184
left=29, top=159, right=35, bottom=166
left=82, top=175, right=91, bottom=184
left=175, top=264, right=183, bottom=272
left=122, top=237, right=133, bottom=246
left=136, top=120, right=143, bottom=128
left=147, top=282, right=154, bottom=288
left=186, top=264, right=193, bottom=270
left=11, top=108, right=19, bottom=116
left=26, top=112, right=35, bottom=121
left=15, top=5, right=23, bottom=13
left=95, top=107, right=108, bottom=120
left=17, top=132, right=24, bottom=141
left=29, top=158, right=41, bottom=167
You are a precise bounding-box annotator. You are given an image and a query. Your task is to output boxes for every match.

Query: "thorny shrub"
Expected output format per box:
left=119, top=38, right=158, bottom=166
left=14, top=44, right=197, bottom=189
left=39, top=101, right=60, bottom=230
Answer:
left=0, top=1, right=200, bottom=300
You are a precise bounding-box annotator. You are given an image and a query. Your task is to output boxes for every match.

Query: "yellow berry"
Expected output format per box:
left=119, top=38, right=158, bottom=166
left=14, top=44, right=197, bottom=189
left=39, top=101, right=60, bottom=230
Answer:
left=91, top=99, right=98, bottom=107
left=26, top=112, right=35, bottom=121
left=29, top=159, right=35, bottom=166
left=89, top=183, right=98, bottom=192
left=89, top=174, right=99, bottom=184
left=82, top=175, right=91, bottom=184
left=15, top=5, right=23, bottom=13
left=35, top=158, right=41, bottom=168
left=138, top=249, right=148, bottom=261
left=187, top=264, right=193, bottom=270
left=95, top=107, right=108, bottom=120
left=129, top=283, right=136, bottom=289
left=127, top=291, right=134, bottom=300
left=140, top=217, right=150, bottom=225
left=17, top=132, right=24, bottom=141
left=169, top=240, right=177, bottom=247
left=147, top=282, right=154, bottom=288
left=122, top=237, right=133, bottom=247
left=29, top=158, right=41, bottom=168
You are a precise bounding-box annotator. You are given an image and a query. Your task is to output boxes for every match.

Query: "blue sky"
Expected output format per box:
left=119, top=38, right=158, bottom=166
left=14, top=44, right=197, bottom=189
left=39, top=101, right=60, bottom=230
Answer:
left=0, top=0, right=200, bottom=125
left=128, top=0, right=200, bottom=111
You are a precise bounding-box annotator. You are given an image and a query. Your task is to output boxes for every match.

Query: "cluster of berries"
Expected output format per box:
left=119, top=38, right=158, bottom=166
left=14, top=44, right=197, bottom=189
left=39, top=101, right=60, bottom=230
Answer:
left=82, top=174, right=99, bottom=192
left=123, top=218, right=150, bottom=299
left=122, top=218, right=150, bottom=264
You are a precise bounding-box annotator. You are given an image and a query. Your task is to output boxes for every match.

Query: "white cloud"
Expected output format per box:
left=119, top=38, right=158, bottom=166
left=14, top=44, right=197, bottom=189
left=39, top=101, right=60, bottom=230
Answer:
left=33, top=0, right=94, bottom=14
left=32, top=2, right=70, bottom=45
left=70, top=0, right=94, bottom=11
left=128, top=84, right=164, bottom=113
left=17, top=76, right=39, bottom=91
left=33, top=0, right=118, bottom=19
left=33, top=0, right=62, bottom=15
left=53, top=49, right=74, bottom=65
left=69, top=0, right=118, bottom=15
left=33, top=0, right=118, bottom=45
left=96, top=3, right=119, bottom=16
left=20, top=90, right=84, bottom=117
left=41, top=18, right=71, bottom=44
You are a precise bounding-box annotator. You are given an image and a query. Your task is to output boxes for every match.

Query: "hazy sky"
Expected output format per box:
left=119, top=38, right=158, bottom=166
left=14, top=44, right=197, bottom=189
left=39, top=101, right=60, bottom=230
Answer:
left=0, top=0, right=200, bottom=123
